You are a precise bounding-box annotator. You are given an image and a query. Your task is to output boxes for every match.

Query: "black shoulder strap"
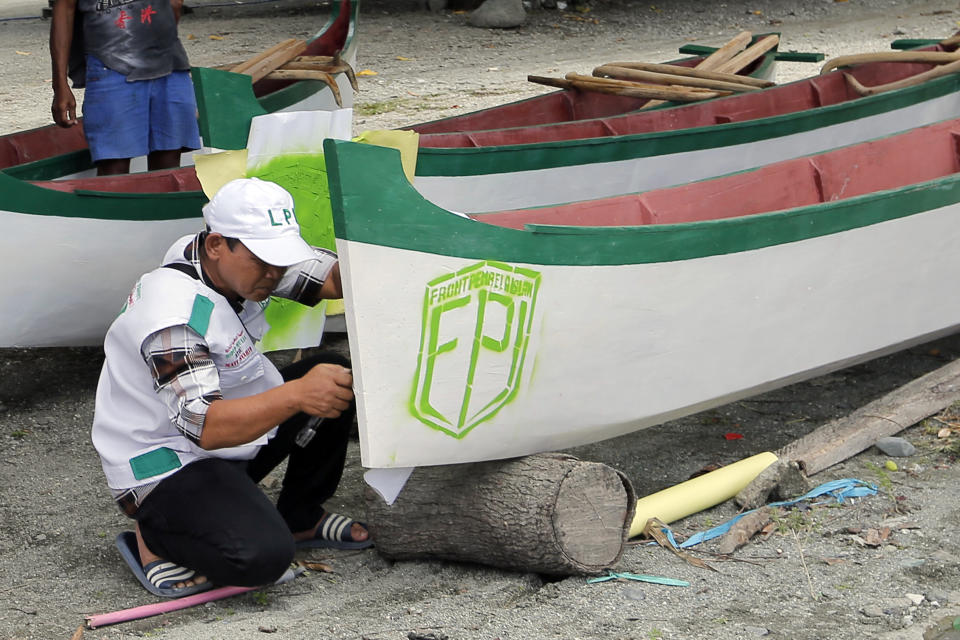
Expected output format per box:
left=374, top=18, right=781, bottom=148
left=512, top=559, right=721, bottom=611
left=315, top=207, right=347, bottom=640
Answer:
left=162, top=262, right=200, bottom=280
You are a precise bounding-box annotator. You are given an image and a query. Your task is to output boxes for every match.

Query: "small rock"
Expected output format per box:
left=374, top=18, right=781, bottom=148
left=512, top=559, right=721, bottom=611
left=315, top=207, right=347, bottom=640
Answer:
left=743, top=626, right=769, bottom=636
left=622, top=584, right=645, bottom=601
left=931, top=550, right=955, bottom=563
left=468, top=0, right=526, bottom=28
left=899, top=558, right=926, bottom=569
left=408, top=633, right=448, bottom=640
left=926, top=589, right=950, bottom=605
left=33, top=534, right=47, bottom=542
left=875, top=437, right=916, bottom=457
left=258, top=625, right=277, bottom=633
left=862, top=605, right=885, bottom=618
left=905, top=593, right=925, bottom=606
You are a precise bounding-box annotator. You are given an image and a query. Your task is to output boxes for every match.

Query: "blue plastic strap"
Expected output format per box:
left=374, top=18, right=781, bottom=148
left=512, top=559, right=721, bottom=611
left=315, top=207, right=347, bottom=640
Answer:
left=678, top=477, right=877, bottom=549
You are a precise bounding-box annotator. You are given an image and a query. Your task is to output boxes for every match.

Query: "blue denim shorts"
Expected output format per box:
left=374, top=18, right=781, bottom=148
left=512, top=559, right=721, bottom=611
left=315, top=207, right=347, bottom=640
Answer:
left=81, top=55, right=201, bottom=163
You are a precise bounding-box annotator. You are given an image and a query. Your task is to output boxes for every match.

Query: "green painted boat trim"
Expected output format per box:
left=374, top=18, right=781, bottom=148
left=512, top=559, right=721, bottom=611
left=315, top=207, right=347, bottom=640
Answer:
left=677, top=43, right=823, bottom=62
left=0, top=171, right=206, bottom=221
left=194, top=0, right=359, bottom=150
left=3, top=149, right=93, bottom=182
left=325, top=138, right=960, bottom=266
left=193, top=67, right=268, bottom=151
left=890, top=38, right=941, bottom=50
left=412, top=73, right=960, bottom=176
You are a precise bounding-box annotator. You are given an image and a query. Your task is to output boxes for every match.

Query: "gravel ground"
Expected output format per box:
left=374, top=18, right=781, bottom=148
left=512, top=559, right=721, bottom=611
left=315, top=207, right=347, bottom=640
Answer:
left=3, top=1, right=960, bottom=639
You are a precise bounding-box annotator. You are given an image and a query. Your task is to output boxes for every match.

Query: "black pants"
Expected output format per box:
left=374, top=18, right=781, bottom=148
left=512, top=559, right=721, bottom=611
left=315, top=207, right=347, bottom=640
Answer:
left=135, top=352, right=355, bottom=587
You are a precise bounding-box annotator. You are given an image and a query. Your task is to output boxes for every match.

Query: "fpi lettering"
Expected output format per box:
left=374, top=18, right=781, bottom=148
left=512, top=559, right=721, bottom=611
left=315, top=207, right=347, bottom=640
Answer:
left=267, top=208, right=295, bottom=226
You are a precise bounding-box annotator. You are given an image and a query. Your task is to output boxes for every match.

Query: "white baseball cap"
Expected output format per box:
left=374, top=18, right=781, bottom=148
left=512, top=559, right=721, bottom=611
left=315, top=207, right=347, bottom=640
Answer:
left=202, top=177, right=316, bottom=267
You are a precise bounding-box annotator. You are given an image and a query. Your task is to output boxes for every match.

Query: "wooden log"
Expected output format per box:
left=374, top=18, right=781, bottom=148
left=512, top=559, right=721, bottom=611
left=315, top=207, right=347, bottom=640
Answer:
left=230, top=38, right=307, bottom=83
left=365, top=453, right=636, bottom=576
left=714, top=34, right=780, bottom=75
left=716, top=507, right=772, bottom=555
left=600, top=61, right=774, bottom=88
left=777, top=357, right=960, bottom=476
left=734, top=460, right=810, bottom=509
left=592, top=65, right=762, bottom=93
left=820, top=50, right=960, bottom=74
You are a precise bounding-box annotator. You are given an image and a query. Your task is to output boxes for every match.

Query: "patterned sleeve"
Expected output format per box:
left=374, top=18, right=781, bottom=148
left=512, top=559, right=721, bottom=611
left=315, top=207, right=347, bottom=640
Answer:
left=272, top=246, right=338, bottom=306
left=140, top=325, right=223, bottom=444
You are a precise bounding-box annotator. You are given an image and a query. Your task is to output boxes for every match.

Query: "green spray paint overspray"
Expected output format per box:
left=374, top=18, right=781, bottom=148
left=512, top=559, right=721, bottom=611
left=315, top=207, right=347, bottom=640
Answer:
left=249, top=152, right=333, bottom=352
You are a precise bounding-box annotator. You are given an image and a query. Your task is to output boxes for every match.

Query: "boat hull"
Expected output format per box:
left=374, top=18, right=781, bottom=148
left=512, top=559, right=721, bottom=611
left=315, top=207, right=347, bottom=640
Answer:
left=323, top=137, right=960, bottom=469
left=0, top=177, right=205, bottom=346
left=413, top=78, right=960, bottom=213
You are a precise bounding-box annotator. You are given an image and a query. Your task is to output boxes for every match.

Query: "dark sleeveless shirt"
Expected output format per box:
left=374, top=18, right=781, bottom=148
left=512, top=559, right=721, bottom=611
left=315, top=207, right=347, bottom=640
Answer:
left=69, top=0, right=189, bottom=86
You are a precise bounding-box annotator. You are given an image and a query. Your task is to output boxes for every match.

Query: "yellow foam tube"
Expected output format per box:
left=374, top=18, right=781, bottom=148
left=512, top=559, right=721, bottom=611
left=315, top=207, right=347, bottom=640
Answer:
left=628, top=451, right=779, bottom=538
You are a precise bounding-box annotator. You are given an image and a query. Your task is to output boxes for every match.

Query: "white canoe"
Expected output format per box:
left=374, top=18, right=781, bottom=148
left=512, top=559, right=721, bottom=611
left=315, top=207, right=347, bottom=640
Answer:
left=324, top=118, right=960, bottom=468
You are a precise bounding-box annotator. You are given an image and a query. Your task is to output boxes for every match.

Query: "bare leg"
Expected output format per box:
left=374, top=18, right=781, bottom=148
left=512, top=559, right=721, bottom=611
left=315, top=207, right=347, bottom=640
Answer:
left=147, top=149, right=183, bottom=171
left=96, top=158, right=131, bottom=176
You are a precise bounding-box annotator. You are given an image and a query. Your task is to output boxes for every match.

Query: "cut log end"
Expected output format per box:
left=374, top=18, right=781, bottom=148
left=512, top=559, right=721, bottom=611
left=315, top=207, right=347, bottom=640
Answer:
left=552, top=463, right=630, bottom=567
left=365, top=454, right=636, bottom=575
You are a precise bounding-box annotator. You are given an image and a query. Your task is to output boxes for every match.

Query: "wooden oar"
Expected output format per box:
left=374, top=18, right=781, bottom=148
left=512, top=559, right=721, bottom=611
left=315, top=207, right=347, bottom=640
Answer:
left=230, top=38, right=307, bottom=83
left=601, top=61, right=774, bottom=88
left=280, top=51, right=358, bottom=91
left=264, top=70, right=343, bottom=105
left=694, top=30, right=753, bottom=72
left=940, top=33, right=960, bottom=47
left=593, top=65, right=762, bottom=93
left=820, top=50, right=960, bottom=74
left=529, top=75, right=727, bottom=101
left=640, top=30, right=753, bottom=110
left=842, top=56, right=960, bottom=96
left=713, top=34, right=779, bottom=75
left=563, top=73, right=729, bottom=101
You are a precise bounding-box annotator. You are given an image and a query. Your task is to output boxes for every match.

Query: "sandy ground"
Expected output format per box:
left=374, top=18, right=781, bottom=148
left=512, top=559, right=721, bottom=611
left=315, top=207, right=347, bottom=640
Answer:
left=4, top=1, right=960, bottom=639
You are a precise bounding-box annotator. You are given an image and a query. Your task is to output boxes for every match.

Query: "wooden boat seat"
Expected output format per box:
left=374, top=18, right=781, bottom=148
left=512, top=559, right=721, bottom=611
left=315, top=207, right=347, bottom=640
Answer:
left=30, top=166, right=202, bottom=194
left=475, top=121, right=960, bottom=230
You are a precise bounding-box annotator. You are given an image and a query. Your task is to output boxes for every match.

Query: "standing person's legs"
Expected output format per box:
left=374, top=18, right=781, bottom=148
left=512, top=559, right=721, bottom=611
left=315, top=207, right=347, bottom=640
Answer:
left=246, top=351, right=358, bottom=535
left=135, top=457, right=295, bottom=587
left=81, top=55, right=148, bottom=175
left=147, top=69, right=201, bottom=171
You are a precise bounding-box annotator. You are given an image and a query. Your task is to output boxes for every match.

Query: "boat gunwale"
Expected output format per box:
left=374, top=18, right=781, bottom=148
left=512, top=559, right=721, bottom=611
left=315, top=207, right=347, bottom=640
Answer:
left=325, top=131, right=960, bottom=266
left=412, top=64, right=960, bottom=175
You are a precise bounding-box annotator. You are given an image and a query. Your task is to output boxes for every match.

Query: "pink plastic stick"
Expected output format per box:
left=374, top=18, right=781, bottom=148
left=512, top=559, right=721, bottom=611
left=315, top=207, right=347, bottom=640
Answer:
left=85, top=585, right=255, bottom=629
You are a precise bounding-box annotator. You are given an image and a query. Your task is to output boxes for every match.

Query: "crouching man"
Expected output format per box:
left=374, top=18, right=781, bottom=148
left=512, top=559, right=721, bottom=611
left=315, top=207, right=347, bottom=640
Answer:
left=92, top=177, right=369, bottom=598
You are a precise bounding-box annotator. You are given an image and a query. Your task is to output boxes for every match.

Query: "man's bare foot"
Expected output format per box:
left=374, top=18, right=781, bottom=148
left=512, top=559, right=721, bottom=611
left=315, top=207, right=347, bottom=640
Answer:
left=135, top=523, right=208, bottom=589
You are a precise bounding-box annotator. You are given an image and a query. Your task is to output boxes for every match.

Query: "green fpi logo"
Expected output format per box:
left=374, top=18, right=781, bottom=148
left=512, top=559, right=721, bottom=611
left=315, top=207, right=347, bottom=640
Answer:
left=410, top=260, right=541, bottom=439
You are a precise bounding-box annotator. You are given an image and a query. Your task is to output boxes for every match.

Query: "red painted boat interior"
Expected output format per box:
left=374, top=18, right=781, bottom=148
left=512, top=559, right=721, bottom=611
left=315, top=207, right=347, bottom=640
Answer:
left=0, top=123, right=88, bottom=171
left=0, top=0, right=351, bottom=172
left=30, top=166, right=202, bottom=194
left=409, top=57, right=710, bottom=135
left=473, top=119, right=960, bottom=229
left=416, top=57, right=947, bottom=148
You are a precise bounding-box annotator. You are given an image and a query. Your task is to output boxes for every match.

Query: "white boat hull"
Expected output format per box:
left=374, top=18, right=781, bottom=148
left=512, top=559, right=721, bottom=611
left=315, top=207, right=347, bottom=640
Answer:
left=338, top=202, right=960, bottom=467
